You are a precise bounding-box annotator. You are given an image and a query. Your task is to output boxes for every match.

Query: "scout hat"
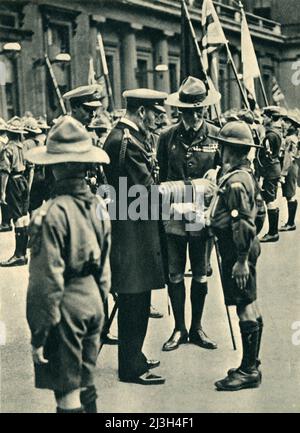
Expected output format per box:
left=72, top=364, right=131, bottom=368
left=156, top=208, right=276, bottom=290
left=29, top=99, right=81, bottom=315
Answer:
left=0, top=117, right=8, bottom=132
left=6, top=116, right=28, bottom=134
left=123, top=88, right=168, bottom=109
left=282, top=113, right=300, bottom=128
left=262, top=105, right=287, bottom=118
left=209, top=121, right=262, bottom=148
left=238, top=109, right=255, bottom=125
left=165, top=76, right=221, bottom=108
left=63, top=85, right=103, bottom=108
left=24, top=115, right=110, bottom=165
left=24, top=117, right=42, bottom=134
left=37, top=116, right=50, bottom=130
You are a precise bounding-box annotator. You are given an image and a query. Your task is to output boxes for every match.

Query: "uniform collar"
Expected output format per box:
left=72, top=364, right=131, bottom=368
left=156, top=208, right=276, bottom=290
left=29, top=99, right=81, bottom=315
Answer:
left=120, top=117, right=139, bottom=132
left=182, top=119, right=204, bottom=132
left=54, top=178, right=93, bottom=204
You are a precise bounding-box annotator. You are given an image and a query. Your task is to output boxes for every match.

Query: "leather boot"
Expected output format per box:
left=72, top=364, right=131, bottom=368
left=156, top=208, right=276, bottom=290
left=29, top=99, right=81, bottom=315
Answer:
left=0, top=228, right=28, bottom=267
left=280, top=200, right=297, bottom=231
left=260, top=208, right=279, bottom=242
left=189, top=281, right=217, bottom=350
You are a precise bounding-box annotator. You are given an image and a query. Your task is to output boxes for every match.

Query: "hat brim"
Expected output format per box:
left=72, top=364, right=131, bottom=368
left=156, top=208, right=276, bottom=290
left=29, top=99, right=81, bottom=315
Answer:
left=7, top=129, right=28, bottom=134
left=166, top=89, right=221, bottom=108
left=282, top=116, right=300, bottom=128
left=24, top=144, right=110, bottom=165
left=208, top=134, right=262, bottom=148
left=83, top=101, right=102, bottom=108
left=25, top=127, right=43, bottom=134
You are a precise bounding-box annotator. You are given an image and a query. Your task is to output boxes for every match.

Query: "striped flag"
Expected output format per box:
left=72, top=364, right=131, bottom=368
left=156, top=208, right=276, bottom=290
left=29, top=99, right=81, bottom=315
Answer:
left=272, top=76, right=285, bottom=105
left=201, top=0, right=227, bottom=72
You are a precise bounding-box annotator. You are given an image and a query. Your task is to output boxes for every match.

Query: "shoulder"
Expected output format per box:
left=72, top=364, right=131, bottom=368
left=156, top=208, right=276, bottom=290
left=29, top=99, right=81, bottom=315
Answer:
left=265, top=129, right=281, bottom=141
left=225, top=169, right=254, bottom=193
left=159, top=123, right=179, bottom=140
left=205, top=121, right=220, bottom=136
left=103, top=124, right=123, bottom=150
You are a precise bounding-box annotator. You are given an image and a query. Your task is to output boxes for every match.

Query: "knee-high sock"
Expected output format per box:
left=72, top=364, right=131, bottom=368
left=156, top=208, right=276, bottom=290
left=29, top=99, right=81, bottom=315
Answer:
left=267, top=208, right=279, bottom=235
left=239, top=320, right=260, bottom=373
left=287, top=200, right=298, bottom=226
left=80, top=386, right=97, bottom=413
left=168, top=281, right=186, bottom=331
left=190, top=280, right=208, bottom=331
left=256, top=316, right=263, bottom=366
left=14, top=228, right=24, bottom=257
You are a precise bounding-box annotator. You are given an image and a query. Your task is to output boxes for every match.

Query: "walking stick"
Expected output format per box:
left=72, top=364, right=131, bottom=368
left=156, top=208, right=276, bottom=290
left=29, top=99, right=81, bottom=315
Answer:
left=98, top=295, right=118, bottom=356
left=214, top=238, right=237, bottom=351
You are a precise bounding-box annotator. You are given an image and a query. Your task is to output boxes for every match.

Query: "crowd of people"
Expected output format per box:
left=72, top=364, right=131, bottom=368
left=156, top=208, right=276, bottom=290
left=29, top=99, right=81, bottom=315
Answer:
left=0, top=78, right=299, bottom=412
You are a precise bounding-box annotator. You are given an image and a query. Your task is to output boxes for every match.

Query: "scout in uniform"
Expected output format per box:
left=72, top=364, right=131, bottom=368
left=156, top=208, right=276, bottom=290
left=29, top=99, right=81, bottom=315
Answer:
left=257, top=106, right=284, bottom=243
left=103, top=88, right=167, bottom=385
left=157, top=76, right=220, bottom=352
left=25, top=116, right=111, bottom=413
left=0, top=118, right=12, bottom=232
left=279, top=114, right=300, bottom=231
left=208, top=121, right=265, bottom=391
left=0, top=117, right=30, bottom=266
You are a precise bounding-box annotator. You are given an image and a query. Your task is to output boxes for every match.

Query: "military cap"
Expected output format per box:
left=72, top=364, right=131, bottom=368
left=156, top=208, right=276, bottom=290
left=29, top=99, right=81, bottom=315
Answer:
left=123, top=88, right=167, bottom=109
left=209, top=121, right=262, bottom=148
left=63, top=85, right=103, bottom=108
left=166, top=76, right=221, bottom=108
left=262, top=105, right=287, bottom=118
left=0, top=117, right=8, bottom=132
left=6, top=116, right=27, bottom=134
left=24, top=117, right=42, bottom=134
left=238, top=109, right=255, bottom=125
left=24, top=115, right=109, bottom=165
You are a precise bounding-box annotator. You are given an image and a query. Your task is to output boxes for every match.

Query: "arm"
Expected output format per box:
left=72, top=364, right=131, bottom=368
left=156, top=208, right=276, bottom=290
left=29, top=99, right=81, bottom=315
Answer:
left=0, top=172, right=9, bottom=204
left=157, top=132, right=169, bottom=183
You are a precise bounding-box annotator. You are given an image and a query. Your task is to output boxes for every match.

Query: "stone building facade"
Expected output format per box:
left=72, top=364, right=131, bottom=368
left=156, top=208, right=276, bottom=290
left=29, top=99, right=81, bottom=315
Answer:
left=0, top=0, right=299, bottom=120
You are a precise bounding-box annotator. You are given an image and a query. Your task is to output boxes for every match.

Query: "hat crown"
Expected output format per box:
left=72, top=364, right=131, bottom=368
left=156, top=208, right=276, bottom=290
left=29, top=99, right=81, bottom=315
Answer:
left=7, top=116, right=26, bottom=133
left=179, top=76, right=207, bottom=104
left=24, top=117, right=40, bottom=130
left=219, top=121, right=254, bottom=145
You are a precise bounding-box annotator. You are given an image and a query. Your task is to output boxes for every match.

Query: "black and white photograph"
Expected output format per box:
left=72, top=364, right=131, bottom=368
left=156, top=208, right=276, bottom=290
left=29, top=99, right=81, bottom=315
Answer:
left=0, top=0, right=299, bottom=416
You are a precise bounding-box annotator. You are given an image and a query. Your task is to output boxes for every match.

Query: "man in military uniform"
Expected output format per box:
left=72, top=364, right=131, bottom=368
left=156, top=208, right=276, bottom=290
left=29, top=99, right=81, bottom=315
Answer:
left=257, top=106, right=284, bottom=242
left=103, top=88, right=167, bottom=385
left=209, top=121, right=265, bottom=391
left=0, top=118, right=12, bottom=232
left=0, top=117, right=30, bottom=266
left=25, top=116, right=111, bottom=413
left=157, top=76, right=220, bottom=352
left=279, top=114, right=300, bottom=231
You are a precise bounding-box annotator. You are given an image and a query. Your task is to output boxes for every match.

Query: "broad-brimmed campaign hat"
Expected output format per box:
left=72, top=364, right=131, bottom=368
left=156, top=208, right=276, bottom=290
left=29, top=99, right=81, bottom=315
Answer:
left=24, top=115, right=110, bottom=165
left=165, top=76, right=221, bottom=108
left=6, top=117, right=28, bottom=135
left=123, top=88, right=168, bottom=109
left=63, top=85, right=103, bottom=108
left=209, top=121, right=262, bottom=148
left=24, top=117, right=42, bottom=134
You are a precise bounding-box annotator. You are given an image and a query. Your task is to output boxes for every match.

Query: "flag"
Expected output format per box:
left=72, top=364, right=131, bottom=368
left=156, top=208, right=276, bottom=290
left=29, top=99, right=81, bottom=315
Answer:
left=241, top=8, right=261, bottom=101
left=88, top=57, right=96, bottom=85
left=201, top=0, right=227, bottom=72
left=272, top=76, right=285, bottom=105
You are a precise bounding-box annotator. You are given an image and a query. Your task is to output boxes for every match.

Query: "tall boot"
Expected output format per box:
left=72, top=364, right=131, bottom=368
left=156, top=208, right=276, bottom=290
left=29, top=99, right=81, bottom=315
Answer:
left=162, top=281, right=188, bottom=351
left=189, top=280, right=217, bottom=349
left=260, top=208, right=279, bottom=242
left=80, top=386, right=97, bottom=413
left=0, top=228, right=28, bottom=267
left=215, top=321, right=261, bottom=391
left=256, top=316, right=264, bottom=368
left=21, top=226, right=29, bottom=257
left=280, top=200, right=297, bottom=231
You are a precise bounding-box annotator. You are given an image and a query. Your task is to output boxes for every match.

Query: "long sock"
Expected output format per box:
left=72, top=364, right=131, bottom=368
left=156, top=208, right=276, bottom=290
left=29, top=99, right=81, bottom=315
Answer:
left=287, top=200, right=298, bottom=226
left=56, top=406, right=84, bottom=413
left=21, top=226, right=28, bottom=256
left=14, top=228, right=24, bottom=257
left=80, top=386, right=97, bottom=413
left=268, top=208, right=279, bottom=236
left=256, top=316, right=263, bottom=367
left=168, top=281, right=186, bottom=331
left=239, top=320, right=259, bottom=373
left=190, top=280, right=208, bottom=331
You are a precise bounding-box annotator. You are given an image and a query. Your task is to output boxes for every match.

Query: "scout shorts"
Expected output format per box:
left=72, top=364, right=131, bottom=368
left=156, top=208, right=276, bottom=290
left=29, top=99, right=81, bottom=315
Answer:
left=261, top=177, right=279, bottom=204
left=6, top=175, right=29, bottom=220
left=282, top=161, right=299, bottom=200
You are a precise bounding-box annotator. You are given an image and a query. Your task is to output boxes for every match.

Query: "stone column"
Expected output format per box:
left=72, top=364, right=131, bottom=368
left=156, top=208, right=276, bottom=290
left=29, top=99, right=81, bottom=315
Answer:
left=154, top=35, right=170, bottom=92
left=230, top=52, right=242, bottom=110
left=122, top=30, right=137, bottom=91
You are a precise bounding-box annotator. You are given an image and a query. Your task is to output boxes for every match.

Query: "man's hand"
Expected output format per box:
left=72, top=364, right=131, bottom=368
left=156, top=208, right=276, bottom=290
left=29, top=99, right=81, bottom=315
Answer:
left=232, top=261, right=249, bottom=291
left=32, top=346, right=48, bottom=365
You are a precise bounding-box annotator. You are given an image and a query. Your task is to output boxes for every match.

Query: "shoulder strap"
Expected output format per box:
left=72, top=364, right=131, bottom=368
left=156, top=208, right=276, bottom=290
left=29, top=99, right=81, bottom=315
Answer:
left=119, top=128, right=131, bottom=171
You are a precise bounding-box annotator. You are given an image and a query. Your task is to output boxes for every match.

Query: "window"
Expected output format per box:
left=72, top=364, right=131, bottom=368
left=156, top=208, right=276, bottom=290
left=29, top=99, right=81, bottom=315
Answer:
left=0, top=55, right=19, bottom=119
left=0, top=14, right=15, bottom=27
left=136, top=59, right=148, bottom=88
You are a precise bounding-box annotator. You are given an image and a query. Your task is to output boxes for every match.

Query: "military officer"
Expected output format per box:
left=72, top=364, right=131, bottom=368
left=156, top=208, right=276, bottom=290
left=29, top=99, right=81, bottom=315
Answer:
left=25, top=116, right=111, bottom=413
left=0, top=118, right=12, bottom=232
left=0, top=117, right=30, bottom=266
left=279, top=114, right=300, bottom=231
left=208, top=121, right=265, bottom=391
left=257, top=106, right=285, bottom=242
left=103, top=88, right=167, bottom=385
left=157, top=76, right=220, bottom=352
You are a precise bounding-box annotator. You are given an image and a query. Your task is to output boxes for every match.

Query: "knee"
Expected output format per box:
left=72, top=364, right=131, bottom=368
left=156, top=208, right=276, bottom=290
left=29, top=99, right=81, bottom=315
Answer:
left=237, top=303, right=257, bottom=321
left=169, top=273, right=184, bottom=284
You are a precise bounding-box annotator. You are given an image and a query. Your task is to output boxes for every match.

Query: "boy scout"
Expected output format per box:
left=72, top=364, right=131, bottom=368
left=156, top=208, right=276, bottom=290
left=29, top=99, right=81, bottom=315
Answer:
left=0, top=117, right=30, bottom=266
left=25, top=116, right=111, bottom=412
left=0, top=118, right=12, bottom=232
left=209, top=121, right=265, bottom=391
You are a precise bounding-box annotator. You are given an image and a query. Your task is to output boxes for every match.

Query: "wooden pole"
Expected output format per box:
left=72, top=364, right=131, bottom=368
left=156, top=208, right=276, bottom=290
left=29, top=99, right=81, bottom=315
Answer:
left=97, top=33, right=115, bottom=112
left=44, top=54, right=66, bottom=115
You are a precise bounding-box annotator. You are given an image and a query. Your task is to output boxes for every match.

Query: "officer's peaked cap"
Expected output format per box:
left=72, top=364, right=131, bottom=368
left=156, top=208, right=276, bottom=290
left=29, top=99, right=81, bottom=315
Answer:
left=123, top=88, right=167, bottom=109
left=63, top=85, right=103, bottom=108
left=24, top=115, right=109, bottom=165
left=209, top=121, right=262, bottom=148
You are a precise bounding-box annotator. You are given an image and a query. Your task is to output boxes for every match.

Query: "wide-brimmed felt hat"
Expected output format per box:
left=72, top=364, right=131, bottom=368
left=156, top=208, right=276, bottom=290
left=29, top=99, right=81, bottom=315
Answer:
left=24, top=117, right=42, bottom=134
left=24, top=115, right=110, bottom=165
left=63, top=85, right=103, bottom=108
left=0, top=118, right=8, bottom=132
left=282, top=113, right=300, bottom=128
left=6, top=117, right=28, bottom=134
left=209, top=121, right=262, bottom=148
left=166, top=76, right=221, bottom=108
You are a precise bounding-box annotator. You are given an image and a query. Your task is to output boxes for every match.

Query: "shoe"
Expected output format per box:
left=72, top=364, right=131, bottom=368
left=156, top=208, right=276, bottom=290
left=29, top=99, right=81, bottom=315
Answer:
left=146, top=359, right=160, bottom=369
left=279, top=223, right=296, bottom=232
left=227, top=361, right=262, bottom=383
left=162, top=329, right=189, bottom=352
left=0, top=255, right=28, bottom=267
left=259, top=233, right=279, bottom=243
left=215, top=368, right=261, bottom=391
left=0, top=224, right=12, bottom=233
left=189, top=328, right=218, bottom=350
left=150, top=305, right=163, bottom=319
left=101, top=332, right=118, bottom=345
left=120, top=371, right=166, bottom=385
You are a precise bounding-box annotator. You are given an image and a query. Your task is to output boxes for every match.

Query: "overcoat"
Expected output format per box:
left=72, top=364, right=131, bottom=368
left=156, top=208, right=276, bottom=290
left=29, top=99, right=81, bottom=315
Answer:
left=103, top=120, right=166, bottom=294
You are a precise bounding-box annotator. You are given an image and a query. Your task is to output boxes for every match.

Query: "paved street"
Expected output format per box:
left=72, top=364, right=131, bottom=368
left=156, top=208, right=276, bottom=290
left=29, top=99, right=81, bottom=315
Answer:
left=1, top=190, right=300, bottom=413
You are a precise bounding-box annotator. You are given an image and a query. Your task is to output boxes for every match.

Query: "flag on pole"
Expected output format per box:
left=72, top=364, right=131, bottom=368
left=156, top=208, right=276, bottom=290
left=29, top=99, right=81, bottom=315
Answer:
left=272, top=76, right=285, bottom=105
left=201, top=0, right=227, bottom=72
left=88, top=57, right=96, bottom=85
left=241, top=8, right=260, bottom=101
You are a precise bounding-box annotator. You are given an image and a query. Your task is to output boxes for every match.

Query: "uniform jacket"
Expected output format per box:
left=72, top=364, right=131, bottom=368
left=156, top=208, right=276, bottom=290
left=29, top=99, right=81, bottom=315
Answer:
left=257, top=127, right=282, bottom=179
left=281, top=133, right=299, bottom=176
left=157, top=120, right=220, bottom=236
left=0, top=139, right=26, bottom=174
left=103, top=119, right=166, bottom=294
left=26, top=178, right=111, bottom=348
